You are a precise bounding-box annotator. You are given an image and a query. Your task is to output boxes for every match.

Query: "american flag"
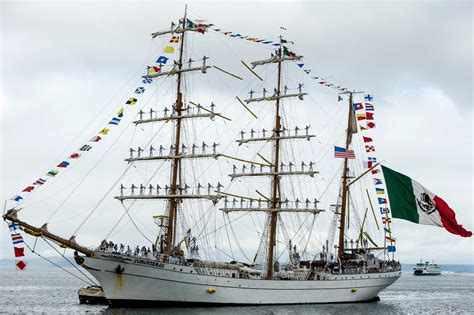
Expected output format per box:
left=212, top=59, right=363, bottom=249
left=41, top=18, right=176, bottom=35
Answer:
left=334, top=146, right=355, bottom=159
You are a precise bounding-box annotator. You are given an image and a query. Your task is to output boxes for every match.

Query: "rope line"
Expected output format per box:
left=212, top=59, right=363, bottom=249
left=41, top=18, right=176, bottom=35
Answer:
left=41, top=237, right=99, bottom=286
left=120, top=203, right=154, bottom=244
left=71, top=164, right=133, bottom=236
left=23, top=240, right=94, bottom=286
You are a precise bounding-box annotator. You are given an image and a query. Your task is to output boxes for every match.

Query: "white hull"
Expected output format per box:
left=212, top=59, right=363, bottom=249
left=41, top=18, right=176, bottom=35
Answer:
left=80, top=253, right=401, bottom=306
left=413, top=261, right=441, bottom=276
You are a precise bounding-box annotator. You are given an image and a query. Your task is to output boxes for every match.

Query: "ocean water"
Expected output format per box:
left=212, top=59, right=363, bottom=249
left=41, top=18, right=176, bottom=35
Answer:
left=0, top=267, right=473, bottom=314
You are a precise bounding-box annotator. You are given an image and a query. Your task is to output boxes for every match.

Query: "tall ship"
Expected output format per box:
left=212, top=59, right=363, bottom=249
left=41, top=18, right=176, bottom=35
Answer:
left=3, top=6, right=406, bottom=306
left=413, top=260, right=441, bottom=276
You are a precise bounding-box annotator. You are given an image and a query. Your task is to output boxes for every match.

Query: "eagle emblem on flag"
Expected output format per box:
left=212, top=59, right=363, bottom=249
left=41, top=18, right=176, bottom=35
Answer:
left=416, top=192, right=436, bottom=214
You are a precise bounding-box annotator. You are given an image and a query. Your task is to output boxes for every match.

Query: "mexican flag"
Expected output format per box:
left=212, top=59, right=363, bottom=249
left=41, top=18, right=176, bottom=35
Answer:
left=382, top=165, right=472, bottom=237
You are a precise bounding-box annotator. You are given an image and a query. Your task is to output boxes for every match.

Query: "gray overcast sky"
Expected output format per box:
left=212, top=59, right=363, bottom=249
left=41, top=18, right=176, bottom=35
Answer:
left=1, top=1, right=472, bottom=265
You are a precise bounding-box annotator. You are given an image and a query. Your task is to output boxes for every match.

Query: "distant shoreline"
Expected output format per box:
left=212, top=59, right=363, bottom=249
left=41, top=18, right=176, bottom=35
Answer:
left=1, top=258, right=473, bottom=273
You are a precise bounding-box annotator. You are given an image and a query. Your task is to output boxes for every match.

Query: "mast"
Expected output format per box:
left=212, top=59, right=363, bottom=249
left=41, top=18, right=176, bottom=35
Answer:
left=337, top=92, right=353, bottom=258
left=267, top=37, right=283, bottom=279
left=166, top=5, right=188, bottom=255
left=117, top=7, right=222, bottom=257
left=221, top=35, right=319, bottom=279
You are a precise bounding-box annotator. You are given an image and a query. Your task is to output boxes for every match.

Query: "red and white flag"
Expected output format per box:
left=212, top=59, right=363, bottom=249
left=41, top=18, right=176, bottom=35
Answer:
left=382, top=165, right=472, bottom=237
left=9, top=229, right=26, bottom=271
left=365, top=145, right=376, bottom=152
left=367, top=122, right=376, bottom=129
left=90, top=136, right=102, bottom=142
left=382, top=217, right=392, bottom=224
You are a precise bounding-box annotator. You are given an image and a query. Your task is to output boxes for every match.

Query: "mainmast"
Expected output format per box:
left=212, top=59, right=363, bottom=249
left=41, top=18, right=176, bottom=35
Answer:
left=267, top=38, right=283, bottom=279
left=221, top=34, right=323, bottom=280
left=166, top=5, right=188, bottom=255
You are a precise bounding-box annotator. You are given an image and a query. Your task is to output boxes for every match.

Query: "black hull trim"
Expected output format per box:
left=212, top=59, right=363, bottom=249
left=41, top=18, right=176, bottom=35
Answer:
left=79, top=295, right=108, bottom=305
left=107, top=296, right=381, bottom=308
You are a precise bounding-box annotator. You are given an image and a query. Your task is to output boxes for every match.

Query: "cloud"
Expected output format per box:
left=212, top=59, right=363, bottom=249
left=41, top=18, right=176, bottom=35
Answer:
left=0, top=1, right=472, bottom=264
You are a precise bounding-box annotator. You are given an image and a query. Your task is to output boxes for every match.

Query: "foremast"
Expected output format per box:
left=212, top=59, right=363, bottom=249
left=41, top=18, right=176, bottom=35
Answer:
left=115, top=7, right=223, bottom=256
left=3, top=6, right=219, bottom=258
left=221, top=36, right=323, bottom=279
left=267, top=37, right=283, bottom=279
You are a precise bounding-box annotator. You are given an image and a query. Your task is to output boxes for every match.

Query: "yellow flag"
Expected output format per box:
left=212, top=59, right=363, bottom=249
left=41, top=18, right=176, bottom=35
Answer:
left=126, top=97, right=137, bottom=105
left=99, top=128, right=110, bottom=135
left=169, top=36, right=180, bottom=43
left=163, top=46, right=175, bottom=53
left=117, top=107, right=124, bottom=117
